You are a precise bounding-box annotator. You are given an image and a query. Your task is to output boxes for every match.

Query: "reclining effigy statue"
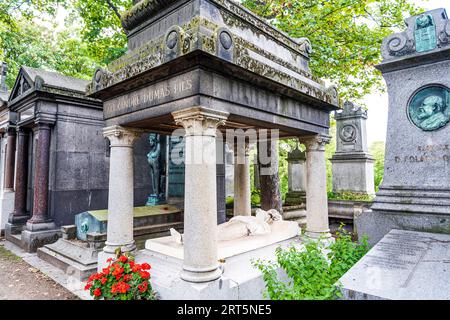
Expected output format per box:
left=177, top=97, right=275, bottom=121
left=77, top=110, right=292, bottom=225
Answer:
left=170, top=209, right=283, bottom=244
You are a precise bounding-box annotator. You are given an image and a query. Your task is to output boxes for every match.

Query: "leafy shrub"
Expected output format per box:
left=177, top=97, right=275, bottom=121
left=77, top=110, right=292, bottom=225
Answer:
left=253, top=227, right=369, bottom=300
left=327, top=191, right=374, bottom=202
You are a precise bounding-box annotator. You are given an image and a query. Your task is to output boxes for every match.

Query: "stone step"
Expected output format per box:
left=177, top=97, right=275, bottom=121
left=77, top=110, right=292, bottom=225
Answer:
left=5, top=232, right=23, bottom=248
left=37, top=245, right=97, bottom=281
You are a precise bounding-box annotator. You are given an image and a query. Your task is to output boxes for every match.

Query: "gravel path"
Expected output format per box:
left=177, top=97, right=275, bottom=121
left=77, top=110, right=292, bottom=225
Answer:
left=0, top=239, right=79, bottom=300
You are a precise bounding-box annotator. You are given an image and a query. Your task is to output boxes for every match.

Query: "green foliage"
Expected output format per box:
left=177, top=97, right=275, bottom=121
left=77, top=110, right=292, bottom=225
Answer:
left=242, top=0, right=422, bottom=100
left=327, top=191, right=374, bottom=201
left=253, top=226, right=369, bottom=300
left=0, top=19, right=97, bottom=88
left=68, top=0, right=132, bottom=65
left=369, top=140, right=385, bottom=192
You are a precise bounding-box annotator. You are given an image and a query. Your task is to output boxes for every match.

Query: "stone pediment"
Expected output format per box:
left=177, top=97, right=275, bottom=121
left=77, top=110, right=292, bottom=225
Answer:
left=9, top=66, right=94, bottom=105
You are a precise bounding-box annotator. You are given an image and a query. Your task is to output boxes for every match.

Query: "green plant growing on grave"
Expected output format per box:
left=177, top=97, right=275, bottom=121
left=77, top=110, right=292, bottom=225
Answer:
left=327, top=191, right=374, bottom=202
left=85, top=250, right=156, bottom=300
left=253, top=226, right=369, bottom=300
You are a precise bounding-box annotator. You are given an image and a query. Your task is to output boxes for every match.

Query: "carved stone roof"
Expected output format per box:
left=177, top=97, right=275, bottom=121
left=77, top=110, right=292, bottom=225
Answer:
left=9, top=66, right=91, bottom=103
left=335, top=101, right=367, bottom=119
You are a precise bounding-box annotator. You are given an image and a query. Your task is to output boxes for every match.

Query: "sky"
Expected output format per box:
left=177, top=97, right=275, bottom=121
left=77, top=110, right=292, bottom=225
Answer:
left=365, top=0, right=450, bottom=145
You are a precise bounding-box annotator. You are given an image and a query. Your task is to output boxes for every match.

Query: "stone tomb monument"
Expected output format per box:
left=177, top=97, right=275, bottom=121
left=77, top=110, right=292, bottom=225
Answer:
left=357, top=8, right=450, bottom=245
left=37, top=205, right=183, bottom=280
left=87, top=0, right=338, bottom=299
left=340, top=229, right=450, bottom=300
left=284, top=144, right=307, bottom=206
left=331, top=101, right=374, bottom=195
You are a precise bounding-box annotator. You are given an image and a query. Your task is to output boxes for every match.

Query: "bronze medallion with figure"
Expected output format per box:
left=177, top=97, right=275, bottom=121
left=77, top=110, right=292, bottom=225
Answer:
left=408, top=86, right=450, bottom=131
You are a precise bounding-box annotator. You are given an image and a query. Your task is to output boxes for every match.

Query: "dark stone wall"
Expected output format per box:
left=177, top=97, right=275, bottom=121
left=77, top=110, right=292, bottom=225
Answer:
left=47, top=104, right=153, bottom=226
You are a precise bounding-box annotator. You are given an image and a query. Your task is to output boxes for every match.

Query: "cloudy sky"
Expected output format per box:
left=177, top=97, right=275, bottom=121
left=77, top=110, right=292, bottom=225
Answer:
left=365, top=0, right=450, bottom=144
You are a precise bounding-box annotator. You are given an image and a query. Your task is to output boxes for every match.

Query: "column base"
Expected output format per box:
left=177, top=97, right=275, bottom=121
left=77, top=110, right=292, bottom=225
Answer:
left=98, top=241, right=137, bottom=271
left=26, top=220, right=56, bottom=232
left=181, top=264, right=223, bottom=283
left=304, top=230, right=332, bottom=240
left=21, top=228, right=61, bottom=253
left=8, top=214, right=30, bottom=225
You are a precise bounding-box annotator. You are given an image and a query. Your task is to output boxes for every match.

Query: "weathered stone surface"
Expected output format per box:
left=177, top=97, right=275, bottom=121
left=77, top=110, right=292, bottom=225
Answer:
left=358, top=9, right=450, bottom=244
left=331, top=101, right=375, bottom=195
left=340, top=229, right=450, bottom=300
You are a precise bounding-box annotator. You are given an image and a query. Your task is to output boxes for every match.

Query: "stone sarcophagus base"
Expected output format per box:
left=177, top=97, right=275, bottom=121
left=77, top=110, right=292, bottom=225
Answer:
left=137, top=221, right=300, bottom=299
left=37, top=205, right=184, bottom=280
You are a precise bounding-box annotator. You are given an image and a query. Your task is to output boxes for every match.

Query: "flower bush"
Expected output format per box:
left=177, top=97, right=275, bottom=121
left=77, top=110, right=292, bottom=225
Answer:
left=85, top=252, right=156, bottom=300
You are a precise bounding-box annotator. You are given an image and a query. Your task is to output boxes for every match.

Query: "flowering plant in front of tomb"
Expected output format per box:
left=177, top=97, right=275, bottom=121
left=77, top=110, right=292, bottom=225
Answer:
left=85, top=251, right=156, bottom=300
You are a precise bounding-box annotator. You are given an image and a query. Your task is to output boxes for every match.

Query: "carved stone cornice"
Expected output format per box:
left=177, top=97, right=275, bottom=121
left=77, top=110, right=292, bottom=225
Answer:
left=103, top=125, right=143, bottom=147
left=172, top=107, right=229, bottom=137
left=302, top=134, right=331, bottom=152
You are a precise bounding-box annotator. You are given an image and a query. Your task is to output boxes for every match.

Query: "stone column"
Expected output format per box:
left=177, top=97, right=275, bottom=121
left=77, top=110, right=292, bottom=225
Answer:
left=9, top=127, right=29, bottom=224
left=27, top=122, right=54, bottom=230
left=302, top=134, right=331, bottom=239
left=100, top=126, right=142, bottom=264
left=233, top=141, right=251, bottom=216
left=172, top=107, right=228, bottom=283
left=3, top=126, right=16, bottom=191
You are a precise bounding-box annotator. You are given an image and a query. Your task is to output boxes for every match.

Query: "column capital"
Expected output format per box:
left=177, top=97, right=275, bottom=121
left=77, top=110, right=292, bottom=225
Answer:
left=6, top=125, right=16, bottom=135
left=172, top=107, right=228, bottom=137
left=103, top=126, right=143, bottom=147
left=17, top=126, right=30, bottom=135
left=301, top=134, right=331, bottom=152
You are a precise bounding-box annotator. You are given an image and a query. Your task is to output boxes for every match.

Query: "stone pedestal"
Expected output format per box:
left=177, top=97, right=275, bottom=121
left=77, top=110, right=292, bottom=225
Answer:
left=98, top=126, right=142, bottom=268
left=285, top=145, right=307, bottom=206
left=358, top=9, right=450, bottom=245
left=331, top=101, right=375, bottom=195
left=172, top=107, right=228, bottom=283
left=233, top=141, right=251, bottom=216
left=302, top=134, right=331, bottom=239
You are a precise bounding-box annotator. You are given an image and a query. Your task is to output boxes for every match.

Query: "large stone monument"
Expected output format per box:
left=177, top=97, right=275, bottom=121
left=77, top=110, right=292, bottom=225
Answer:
left=356, top=8, right=450, bottom=245
left=330, top=101, right=375, bottom=195
left=87, top=0, right=338, bottom=299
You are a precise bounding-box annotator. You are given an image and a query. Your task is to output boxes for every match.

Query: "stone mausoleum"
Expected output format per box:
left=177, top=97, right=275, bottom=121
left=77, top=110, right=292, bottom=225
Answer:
left=87, top=0, right=339, bottom=299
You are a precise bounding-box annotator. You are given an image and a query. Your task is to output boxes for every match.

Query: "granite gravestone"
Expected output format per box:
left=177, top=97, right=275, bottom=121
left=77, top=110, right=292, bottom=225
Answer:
left=331, top=101, right=375, bottom=195
left=285, top=145, right=307, bottom=206
left=356, top=8, right=450, bottom=245
left=340, top=229, right=450, bottom=300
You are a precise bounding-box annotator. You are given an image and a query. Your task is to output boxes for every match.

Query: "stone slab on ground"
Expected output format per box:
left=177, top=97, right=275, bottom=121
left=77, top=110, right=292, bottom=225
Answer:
left=339, top=229, right=450, bottom=300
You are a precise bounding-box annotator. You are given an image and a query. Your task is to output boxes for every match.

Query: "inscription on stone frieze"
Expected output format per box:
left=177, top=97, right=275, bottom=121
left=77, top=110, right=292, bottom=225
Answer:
left=394, top=144, right=450, bottom=163
left=104, top=75, right=195, bottom=119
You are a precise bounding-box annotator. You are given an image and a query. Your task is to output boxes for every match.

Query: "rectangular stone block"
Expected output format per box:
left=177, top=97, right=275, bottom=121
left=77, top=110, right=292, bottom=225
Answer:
left=340, top=229, right=450, bottom=299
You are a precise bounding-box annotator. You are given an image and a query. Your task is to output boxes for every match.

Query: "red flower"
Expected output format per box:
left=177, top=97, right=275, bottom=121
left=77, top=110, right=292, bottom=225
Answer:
left=112, top=266, right=124, bottom=277
left=84, top=282, right=92, bottom=290
left=106, top=258, right=113, bottom=263
left=93, top=288, right=102, bottom=297
left=100, top=277, right=107, bottom=285
left=118, top=255, right=128, bottom=263
left=132, top=264, right=141, bottom=273
left=102, top=267, right=110, bottom=275
left=139, top=271, right=150, bottom=279
left=138, top=281, right=148, bottom=293
left=141, top=263, right=151, bottom=270
left=123, top=274, right=133, bottom=282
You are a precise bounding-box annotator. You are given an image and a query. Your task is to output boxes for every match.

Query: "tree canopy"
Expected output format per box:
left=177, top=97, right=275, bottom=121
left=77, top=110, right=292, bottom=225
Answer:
left=1, top=0, right=422, bottom=100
